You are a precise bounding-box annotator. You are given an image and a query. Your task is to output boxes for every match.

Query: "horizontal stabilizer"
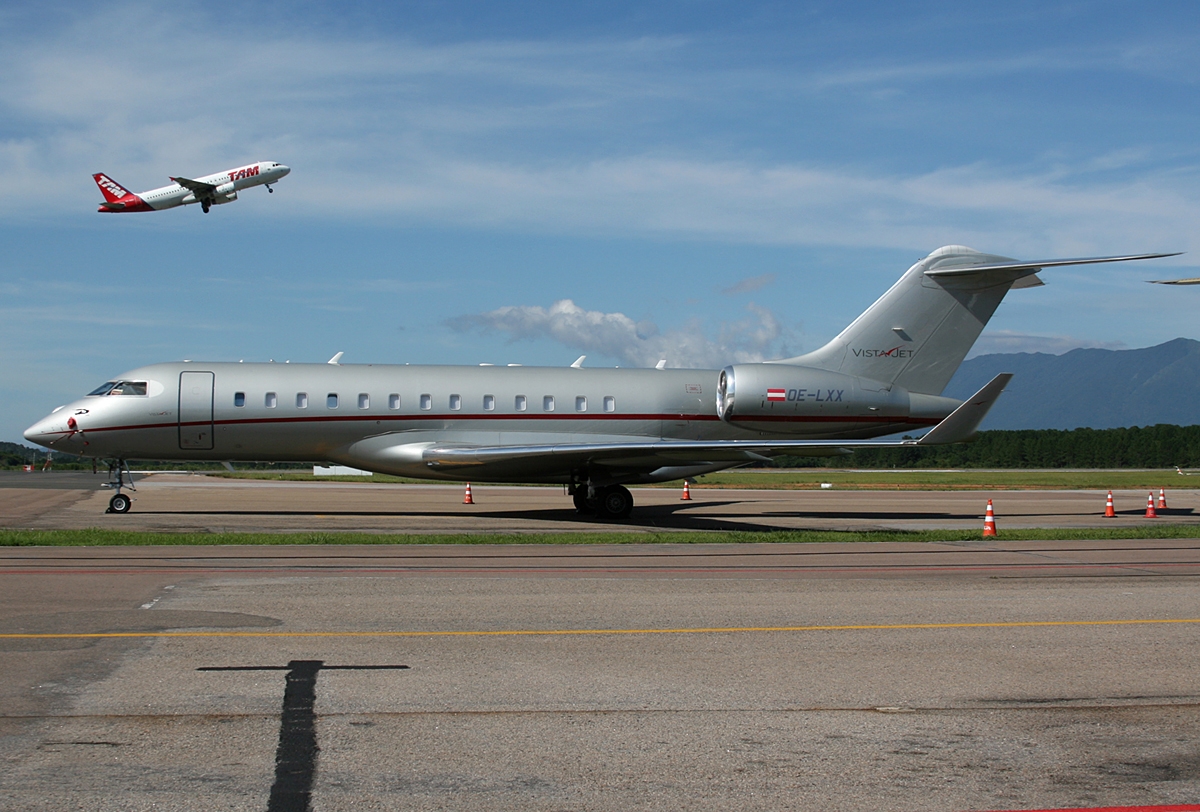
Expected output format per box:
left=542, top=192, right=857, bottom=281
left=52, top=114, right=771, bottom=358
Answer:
left=915, top=373, right=1011, bottom=445
left=924, top=252, right=1180, bottom=277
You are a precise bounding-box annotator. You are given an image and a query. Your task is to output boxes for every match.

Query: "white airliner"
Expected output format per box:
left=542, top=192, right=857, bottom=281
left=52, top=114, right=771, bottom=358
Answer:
left=93, top=161, right=290, bottom=214
left=23, top=246, right=1178, bottom=518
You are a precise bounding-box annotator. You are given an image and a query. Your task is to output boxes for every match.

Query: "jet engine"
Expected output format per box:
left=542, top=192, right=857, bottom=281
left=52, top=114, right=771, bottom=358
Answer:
left=212, top=183, right=238, bottom=204
left=715, top=363, right=960, bottom=434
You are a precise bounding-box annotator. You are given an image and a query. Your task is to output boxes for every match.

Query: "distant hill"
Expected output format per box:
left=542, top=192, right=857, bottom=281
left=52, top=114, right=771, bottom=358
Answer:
left=944, top=338, right=1200, bottom=430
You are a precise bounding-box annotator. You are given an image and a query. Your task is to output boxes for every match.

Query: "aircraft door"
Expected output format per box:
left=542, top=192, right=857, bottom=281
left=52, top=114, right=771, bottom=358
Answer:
left=179, top=371, right=215, bottom=450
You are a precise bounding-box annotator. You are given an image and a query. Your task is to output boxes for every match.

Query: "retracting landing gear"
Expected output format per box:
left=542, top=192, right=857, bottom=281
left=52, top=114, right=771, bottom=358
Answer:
left=569, top=477, right=634, bottom=520
left=266, top=184, right=274, bottom=193
left=201, top=199, right=211, bottom=213
left=102, top=460, right=136, bottom=514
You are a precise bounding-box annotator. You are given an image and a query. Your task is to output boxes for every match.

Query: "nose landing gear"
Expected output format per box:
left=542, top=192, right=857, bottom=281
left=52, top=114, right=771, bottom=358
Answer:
left=266, top=184, right=274, bottom=193
left=102, top=460, right=136, bottom=513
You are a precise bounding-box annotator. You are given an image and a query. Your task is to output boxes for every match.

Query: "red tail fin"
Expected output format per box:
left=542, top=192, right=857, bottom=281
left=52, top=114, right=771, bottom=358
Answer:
left=93, top=173, right=132, bottom=203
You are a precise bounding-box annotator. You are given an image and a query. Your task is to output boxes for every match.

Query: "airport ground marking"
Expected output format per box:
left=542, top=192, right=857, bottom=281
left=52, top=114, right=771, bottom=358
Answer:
left=4, top=617, right=1200, bottom=640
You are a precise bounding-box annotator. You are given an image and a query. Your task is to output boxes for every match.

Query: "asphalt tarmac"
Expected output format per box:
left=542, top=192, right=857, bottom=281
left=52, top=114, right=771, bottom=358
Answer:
left=1, top=471, right=1197, bottom=532
left=2, top=473, right=1199, bottom=810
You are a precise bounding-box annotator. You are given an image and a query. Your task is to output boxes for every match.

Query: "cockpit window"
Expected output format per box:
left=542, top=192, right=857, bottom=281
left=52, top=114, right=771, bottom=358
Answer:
left=87, top=381, right=147, bottom=396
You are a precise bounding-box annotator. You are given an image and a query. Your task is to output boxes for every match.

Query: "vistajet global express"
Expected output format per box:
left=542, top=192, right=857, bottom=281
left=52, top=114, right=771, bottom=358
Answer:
left=24, top=246, right=1177, bottom=517
left=93, top=161, right=290, bottom=214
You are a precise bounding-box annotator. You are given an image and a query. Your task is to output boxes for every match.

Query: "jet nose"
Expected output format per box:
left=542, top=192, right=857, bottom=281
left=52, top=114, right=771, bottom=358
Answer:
left=278, top=164, right=290, bottom=177
left=24, top=417, right=52, bottom=447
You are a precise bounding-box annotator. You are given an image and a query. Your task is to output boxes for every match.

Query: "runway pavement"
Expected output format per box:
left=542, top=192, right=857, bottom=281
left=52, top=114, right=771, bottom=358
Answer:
left=2, top=542, right=1200, bottom=810
left=3, top=473, right=1200, bottom=810
left=2, top=471, right=1198, bottom=533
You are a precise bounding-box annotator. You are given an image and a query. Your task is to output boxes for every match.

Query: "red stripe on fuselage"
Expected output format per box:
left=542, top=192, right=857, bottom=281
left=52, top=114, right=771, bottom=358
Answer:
left=53, top=412, right=941, bottom=436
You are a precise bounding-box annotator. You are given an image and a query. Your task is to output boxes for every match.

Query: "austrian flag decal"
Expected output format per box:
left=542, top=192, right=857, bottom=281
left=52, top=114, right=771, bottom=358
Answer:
left=766, top=388, right=786, bottom=402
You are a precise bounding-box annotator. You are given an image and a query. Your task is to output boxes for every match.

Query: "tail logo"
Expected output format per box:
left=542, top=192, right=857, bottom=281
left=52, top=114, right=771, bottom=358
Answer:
left=95, top=174, right=129, bottom=198
left=852, top=346, right=914, bottom=358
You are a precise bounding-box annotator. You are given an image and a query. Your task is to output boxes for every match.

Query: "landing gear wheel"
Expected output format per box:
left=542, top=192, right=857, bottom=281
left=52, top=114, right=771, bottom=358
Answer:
left=202, top=201, right=211, bottom=213
left=597, top=485, right=633, bottom=520
left=572, top=490, right=594, bottom=515
left=108, top=493, right=131, bottom=514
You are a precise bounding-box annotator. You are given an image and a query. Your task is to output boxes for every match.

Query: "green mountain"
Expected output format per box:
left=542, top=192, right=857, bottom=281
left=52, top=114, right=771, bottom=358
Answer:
left=945, top=338, right=1200, bottom=430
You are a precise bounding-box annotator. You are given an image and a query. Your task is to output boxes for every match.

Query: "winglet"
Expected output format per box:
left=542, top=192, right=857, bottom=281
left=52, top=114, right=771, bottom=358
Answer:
left=916, top=373, right=1012, bottom=445
left=655, top=360, right=667, bottom=370
left=328, top=352, right=344, bottom=365
left=571, top=356, right=586, bottom=368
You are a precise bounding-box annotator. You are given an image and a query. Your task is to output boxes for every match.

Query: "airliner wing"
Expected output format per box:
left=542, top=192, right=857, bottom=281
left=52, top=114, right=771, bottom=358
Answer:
left=422, top=374, right=1012, bottom=469
left=170, top=176, right=218, bottom=195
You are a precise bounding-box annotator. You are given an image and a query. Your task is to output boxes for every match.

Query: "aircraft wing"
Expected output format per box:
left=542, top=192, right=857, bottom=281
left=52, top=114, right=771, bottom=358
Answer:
left=422, top=374, right=1012, bottom=470
left=1148, top=277, right=1200, bottom=285
left=170, top=176, right=218, bottom=196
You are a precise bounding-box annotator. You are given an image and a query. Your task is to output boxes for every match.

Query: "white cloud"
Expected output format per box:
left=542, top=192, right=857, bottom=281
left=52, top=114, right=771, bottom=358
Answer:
left=2, top=5, right=1198, bottom=260
left=721, top=273, right=776, bottom=295
left=448, top=299, right=794, bottom=369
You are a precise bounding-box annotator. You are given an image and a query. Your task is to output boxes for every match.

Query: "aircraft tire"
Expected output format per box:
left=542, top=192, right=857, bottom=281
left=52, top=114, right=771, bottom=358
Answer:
left=108, top=493, right=131, bottom=514
left=597, top=485, right=633, bottom=520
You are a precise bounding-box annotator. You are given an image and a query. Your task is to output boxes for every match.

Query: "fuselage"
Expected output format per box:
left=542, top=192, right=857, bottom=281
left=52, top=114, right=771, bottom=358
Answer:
left=23, top=361, right=954, bottom=483
left=96, top=161, right=290, bottom=212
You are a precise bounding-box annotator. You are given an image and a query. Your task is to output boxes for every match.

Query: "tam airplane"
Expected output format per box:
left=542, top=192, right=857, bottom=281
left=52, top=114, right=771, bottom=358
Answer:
left=93, top=161, right=290, bottom=214
left=24, top=246, right=1178, bottom=517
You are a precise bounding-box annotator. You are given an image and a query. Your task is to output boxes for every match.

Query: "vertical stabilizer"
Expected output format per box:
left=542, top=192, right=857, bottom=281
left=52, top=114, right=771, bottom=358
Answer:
left=775, top=246, right=1036, bottom=395
left=93, top=173, right=132, bottom=203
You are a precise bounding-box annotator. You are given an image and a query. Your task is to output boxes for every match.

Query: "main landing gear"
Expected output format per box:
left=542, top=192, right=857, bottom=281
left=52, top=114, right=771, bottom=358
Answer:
left=570, top=482, right=634, bottom=520
left=201, top=200, right=211, bottom=213
left=102, top=459, right=136, bottom=514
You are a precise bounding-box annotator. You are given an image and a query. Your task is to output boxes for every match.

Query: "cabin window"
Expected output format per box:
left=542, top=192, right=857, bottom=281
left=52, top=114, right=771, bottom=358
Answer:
left=234, top=392, right=245, bottom=407
left=575, top=396, right=586, bottom=412
left=543, top=395, right=555, bottom=412
left=358, top=393, right=369, bottom=409
left=483, top=394, right=495, bottom=411
left=296, top=392, right=308, bottom=409
left=265, top=392, right=277, bottom=408
left=420, top=394, right=432, bottom=410
left=449, top=394, right=461, bottom=411
left=388, top=393, right=400, bottom=410
left=604, top=396, right=615, bottom=412
left=327, top=393, right=338, bottom=409
left=515, top=395, right=527, bottom=411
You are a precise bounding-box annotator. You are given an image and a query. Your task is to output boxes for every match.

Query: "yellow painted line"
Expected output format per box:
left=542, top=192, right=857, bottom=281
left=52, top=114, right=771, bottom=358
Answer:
left=2, top=618, right=1199, bottom=640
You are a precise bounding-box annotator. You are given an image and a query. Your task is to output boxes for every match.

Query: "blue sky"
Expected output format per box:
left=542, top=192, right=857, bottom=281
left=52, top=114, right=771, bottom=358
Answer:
left=3, top=1, right=1199, bottom=442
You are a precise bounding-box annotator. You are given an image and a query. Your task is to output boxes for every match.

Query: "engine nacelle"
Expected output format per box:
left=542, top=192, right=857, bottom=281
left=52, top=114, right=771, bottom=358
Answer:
left=717, top=363, right=912, bottom=433
left=212, top=183, right=238, bottom=204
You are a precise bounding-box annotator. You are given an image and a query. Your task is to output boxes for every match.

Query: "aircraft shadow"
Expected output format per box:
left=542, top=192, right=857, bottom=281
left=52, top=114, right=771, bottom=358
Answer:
left=133, top=501, right=786, bottom=532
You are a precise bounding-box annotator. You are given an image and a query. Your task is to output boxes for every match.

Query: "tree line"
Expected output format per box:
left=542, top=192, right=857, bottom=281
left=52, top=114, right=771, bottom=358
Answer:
left=777, top=424, right=1200, bottom=469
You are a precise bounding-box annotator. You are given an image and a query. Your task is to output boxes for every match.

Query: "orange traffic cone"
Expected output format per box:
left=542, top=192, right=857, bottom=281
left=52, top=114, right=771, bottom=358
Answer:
left=983, top=499, right=997, bottom=538
left=1158, top=488, right=1167, bottom=510
left=463, top=482, right=475, bottom=505
left=1145, top=492, right=1157, bottom=518
left=1104, top=490, right=1116, bottom=518
left=681, top=480, right=692, bottom=501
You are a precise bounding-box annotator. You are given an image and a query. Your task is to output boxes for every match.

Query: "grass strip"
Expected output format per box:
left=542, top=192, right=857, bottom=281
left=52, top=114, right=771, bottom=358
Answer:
left=1, top=526, right=1198, bottom=547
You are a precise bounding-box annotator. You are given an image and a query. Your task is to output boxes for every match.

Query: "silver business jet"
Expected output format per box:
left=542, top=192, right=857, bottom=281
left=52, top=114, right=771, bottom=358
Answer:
left=24, top=246, right=1178, bottom=517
